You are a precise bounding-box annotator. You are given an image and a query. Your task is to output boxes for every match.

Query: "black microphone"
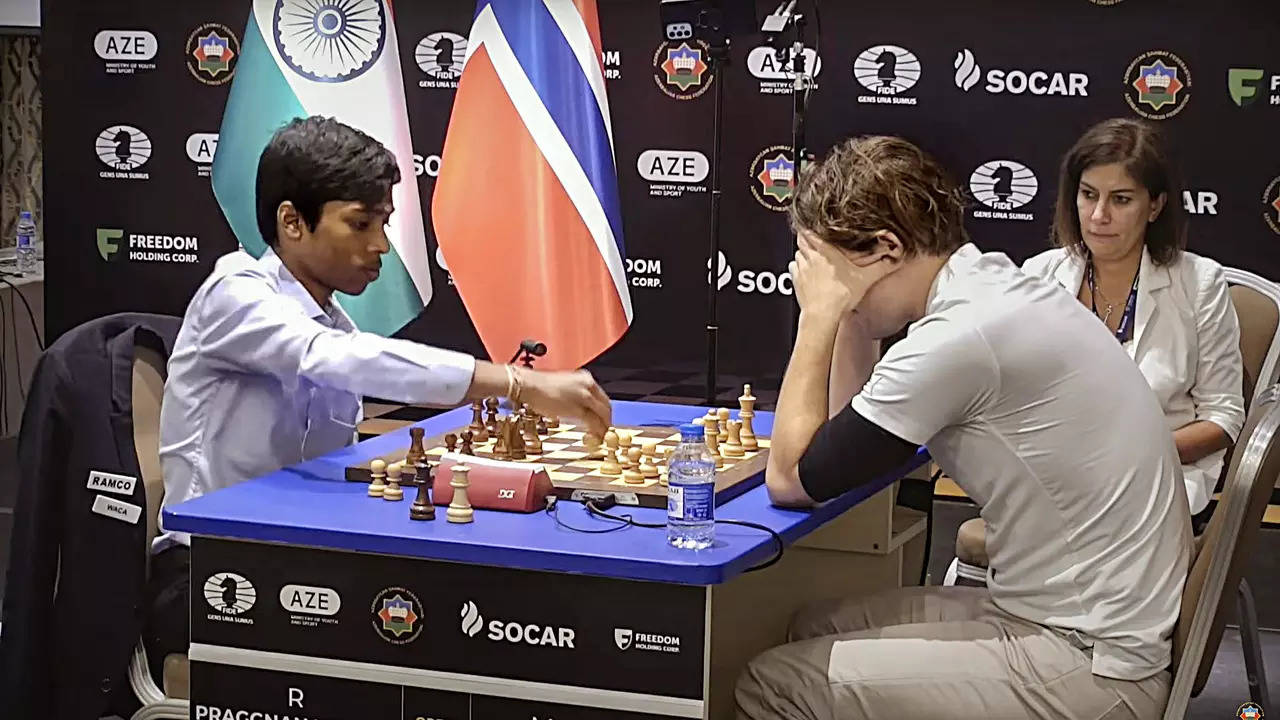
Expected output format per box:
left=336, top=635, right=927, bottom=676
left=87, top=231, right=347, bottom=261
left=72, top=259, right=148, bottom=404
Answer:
left=509, top=339, right=548, bottom=364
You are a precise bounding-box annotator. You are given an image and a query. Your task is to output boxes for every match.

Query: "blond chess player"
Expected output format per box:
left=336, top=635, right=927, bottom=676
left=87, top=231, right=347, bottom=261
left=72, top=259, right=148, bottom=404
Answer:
left=735, top=136, right=1191, bottom=719
left=143, top=117, right=611, bottom=685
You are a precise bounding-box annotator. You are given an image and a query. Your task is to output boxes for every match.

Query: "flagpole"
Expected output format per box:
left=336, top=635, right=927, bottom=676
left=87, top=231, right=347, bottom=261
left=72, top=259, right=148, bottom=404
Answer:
left=705, top=37, right=729, bottom=405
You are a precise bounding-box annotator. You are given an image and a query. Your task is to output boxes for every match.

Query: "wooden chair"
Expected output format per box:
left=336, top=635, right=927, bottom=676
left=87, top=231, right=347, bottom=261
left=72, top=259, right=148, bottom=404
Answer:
left=1164, top=384, right=1280, bottom=717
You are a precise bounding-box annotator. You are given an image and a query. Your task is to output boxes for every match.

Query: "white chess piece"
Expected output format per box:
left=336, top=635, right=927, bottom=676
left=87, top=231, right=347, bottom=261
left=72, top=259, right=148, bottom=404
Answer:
left=368, top=459, right=387, bottom=497
left=447, top=464, right=474, bottom=523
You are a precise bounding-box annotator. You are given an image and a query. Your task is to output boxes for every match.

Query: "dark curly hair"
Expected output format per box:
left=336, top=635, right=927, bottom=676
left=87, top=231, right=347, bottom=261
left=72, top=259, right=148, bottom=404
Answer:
left=790, top=135, right=969, bottom=256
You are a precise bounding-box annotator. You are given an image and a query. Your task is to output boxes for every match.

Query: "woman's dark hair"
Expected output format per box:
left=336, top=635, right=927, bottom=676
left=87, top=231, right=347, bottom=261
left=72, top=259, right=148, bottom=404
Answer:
left=255, top=115, right=401, bottom=246
left=1051, top=118, right=1186, bottom=266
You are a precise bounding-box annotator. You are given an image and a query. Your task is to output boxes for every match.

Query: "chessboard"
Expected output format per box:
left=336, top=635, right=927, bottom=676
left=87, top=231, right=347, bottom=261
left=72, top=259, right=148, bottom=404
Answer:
left=345, top=398, right=770, bottom=509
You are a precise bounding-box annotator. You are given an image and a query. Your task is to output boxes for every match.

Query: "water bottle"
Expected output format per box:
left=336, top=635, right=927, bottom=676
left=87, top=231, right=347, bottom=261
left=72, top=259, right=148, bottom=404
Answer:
left=667, top=422, right=716, bottom=549
left=15, top=210, right=36, bottom=274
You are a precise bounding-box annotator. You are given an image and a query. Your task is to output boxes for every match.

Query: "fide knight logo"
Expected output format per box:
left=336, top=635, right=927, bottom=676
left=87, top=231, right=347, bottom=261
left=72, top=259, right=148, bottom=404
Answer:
left=274, top=0, right=387, bottom=82
left=371, top=586, right=424, bottom=644
left=203, top=572, right=257, bottom=624
left=416, top=31, right=466, bottom=88
left=970, top=160, right=1038, bottom=222
left=1124, top=50, right=1191, bottom=120
left=186, top=23, right=239, bottom=86
left=1264, top=175, right=1280, bottom=237
left=95, top=124, right=152, bottom=181
left=749, top=145, right=796, bottom=212
left=853, top=44, right=922, bottom=105
left=652, top=40, right=714, bottom=100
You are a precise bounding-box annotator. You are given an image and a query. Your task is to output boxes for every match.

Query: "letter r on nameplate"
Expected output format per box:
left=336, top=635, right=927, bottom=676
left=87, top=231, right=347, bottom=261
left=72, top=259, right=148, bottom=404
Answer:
left=288, top=688, right=304, bottom=708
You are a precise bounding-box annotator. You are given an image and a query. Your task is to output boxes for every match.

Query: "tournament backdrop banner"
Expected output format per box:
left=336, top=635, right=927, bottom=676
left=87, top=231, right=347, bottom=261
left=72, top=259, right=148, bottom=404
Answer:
left=42, top=0, right=1280, bottom=379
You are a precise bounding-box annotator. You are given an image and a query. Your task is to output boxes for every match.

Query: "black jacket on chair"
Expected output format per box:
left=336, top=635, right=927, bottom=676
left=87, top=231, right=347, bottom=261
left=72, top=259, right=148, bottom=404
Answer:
left=0, top=313, right=180, bottom=720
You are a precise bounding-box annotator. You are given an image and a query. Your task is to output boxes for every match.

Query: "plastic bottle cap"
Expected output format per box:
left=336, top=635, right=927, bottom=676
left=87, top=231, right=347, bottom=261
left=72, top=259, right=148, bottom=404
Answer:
left=18, top=211, right=31, bottom=222
left=678, top=422, right=703, bottom=439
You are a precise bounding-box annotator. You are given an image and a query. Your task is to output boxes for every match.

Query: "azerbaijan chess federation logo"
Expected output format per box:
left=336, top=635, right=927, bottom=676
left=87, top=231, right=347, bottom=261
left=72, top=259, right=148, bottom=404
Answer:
left=1264, top=175, right=1280, bottom=237
left=970, top=160, right=1038, bottom=222
left=1238, top=702, right=1264, bottom=720
left=749, top=145, right=796, bottom=212
left=372, top=586, right=424, bottom=644
left=415, top=31, right=466, bottom=88
left=186, top=23, right=239, bottom=86
left=853, top=44, right=921, bottom=105
left=1124, top=50, right=1191, bottom=120
left=652, top=40, right=713, bottom=100
left=203, top=572, right=257, bottom=624
left=274, top=0, right=387, bottom=83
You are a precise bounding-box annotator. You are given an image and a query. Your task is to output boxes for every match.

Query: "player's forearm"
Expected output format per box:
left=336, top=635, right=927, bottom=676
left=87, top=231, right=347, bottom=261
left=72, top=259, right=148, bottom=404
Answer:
left=464, top=361, right=515, bottom=403
left=766, top=311, right=843, bottom=507
left=828, top=313, right=879, bottom=419
left=1174, top=420, right=1232, bottom=465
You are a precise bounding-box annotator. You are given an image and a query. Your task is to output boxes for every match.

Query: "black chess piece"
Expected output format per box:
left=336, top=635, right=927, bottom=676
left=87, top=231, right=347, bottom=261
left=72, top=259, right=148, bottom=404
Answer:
left=460, top=430, right=474, bottom=455
left=410, top=462, right=436, bottom=521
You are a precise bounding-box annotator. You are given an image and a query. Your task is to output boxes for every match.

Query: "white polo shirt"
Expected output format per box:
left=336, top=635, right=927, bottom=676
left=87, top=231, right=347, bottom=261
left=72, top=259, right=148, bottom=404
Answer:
left=853, top=243, right=1193, bottom=681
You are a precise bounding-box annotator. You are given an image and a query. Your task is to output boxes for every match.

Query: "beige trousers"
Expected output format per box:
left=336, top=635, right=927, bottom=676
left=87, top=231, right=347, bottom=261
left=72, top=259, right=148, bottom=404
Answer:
left=734, top=587, right=1169, bottom=720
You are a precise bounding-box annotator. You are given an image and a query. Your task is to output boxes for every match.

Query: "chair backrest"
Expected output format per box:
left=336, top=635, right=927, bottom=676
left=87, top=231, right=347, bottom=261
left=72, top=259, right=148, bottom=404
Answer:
left=1165, top=384, right=1280, bottom=717
left=131, top=344, right=167, bottom=546
left=1225, top=267, right=1280, bottom=411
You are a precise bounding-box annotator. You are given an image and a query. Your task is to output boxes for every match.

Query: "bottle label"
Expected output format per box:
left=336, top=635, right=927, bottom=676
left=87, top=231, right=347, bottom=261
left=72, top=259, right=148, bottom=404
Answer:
left=667, top=482, right=713, bottom=522
left=16, top=234, right=31, bottom=248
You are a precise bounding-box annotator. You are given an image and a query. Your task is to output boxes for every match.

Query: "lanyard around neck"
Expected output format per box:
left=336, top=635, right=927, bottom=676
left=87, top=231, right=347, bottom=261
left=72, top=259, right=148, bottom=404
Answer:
left=1087, top=260, right=1140, bottom=344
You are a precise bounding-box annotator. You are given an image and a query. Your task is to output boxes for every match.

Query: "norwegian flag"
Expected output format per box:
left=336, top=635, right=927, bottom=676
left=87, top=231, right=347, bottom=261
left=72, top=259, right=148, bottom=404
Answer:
left=433, top=0, right=632, bottom=370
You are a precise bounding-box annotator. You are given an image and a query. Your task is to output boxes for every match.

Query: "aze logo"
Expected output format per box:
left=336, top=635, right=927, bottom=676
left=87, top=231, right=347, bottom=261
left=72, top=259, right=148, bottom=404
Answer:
left=372, top=587, right=424, bottom=644
left=1124, top=50, right=1191, bottom=120
left=749, top=145, right=796, bottom=211
left=653, top=41, right=713, bottom=100
left=186, top=23, right=239, bottom=86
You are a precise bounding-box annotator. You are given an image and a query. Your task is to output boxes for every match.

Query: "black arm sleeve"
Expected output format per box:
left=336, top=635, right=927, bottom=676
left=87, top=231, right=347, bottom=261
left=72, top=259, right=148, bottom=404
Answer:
left=798, top=403, right=919, bottom=503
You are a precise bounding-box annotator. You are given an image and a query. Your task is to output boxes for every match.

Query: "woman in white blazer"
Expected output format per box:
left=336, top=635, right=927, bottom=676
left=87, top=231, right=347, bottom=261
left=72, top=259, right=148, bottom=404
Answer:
left=1023, top=118, right=1245, bottom=519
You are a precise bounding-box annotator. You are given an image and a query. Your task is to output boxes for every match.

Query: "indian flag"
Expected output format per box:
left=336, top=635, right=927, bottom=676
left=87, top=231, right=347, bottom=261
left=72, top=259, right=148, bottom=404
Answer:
left=212, top=0, right=430, bottom=336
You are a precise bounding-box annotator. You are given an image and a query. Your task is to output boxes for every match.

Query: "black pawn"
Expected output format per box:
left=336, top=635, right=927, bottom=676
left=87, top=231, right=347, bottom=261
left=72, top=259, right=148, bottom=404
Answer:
left=410, top=462, right=435, bottom=521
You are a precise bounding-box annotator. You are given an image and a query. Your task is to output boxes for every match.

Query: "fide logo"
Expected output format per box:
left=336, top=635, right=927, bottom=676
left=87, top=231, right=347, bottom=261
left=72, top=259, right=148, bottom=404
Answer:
left=749, top=145, right=797, bottom=212
left=273, top=0, right=386, bottom=82
left=95, top=125, right=151, bottom=180
left=1264, top=176, right=1280, bottom=237
left=652, top=40, right=714, bottom=100
left=203, top=572, right=256, bottom=624
left=185, top=22, right=239, bottom=86
left=1124, top=50, right=1191, bottom=120
left=372, top=587, right=424, bottom=644
left=853, top=44, right=921, bottom=105
left=970, top=160, right=1038, bottom=222
left=415, top=31, right=466, bottom=89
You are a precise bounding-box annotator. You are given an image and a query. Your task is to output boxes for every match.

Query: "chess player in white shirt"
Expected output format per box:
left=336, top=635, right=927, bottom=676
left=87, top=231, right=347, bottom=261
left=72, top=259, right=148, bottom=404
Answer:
left=735, top=136, right=1191, bottom=720
left=1023, top=117, right=1245, bottom=521
left=143, top=117, right=612, bottom=683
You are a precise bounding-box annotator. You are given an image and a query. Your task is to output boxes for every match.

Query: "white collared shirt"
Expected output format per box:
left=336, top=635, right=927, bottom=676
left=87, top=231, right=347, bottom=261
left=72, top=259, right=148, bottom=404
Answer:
left=155, top=249, right=476, bottom=550
left=1023, top=247, right=1246, bottom=514
left=853, top=243, right=1191, bottom=681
